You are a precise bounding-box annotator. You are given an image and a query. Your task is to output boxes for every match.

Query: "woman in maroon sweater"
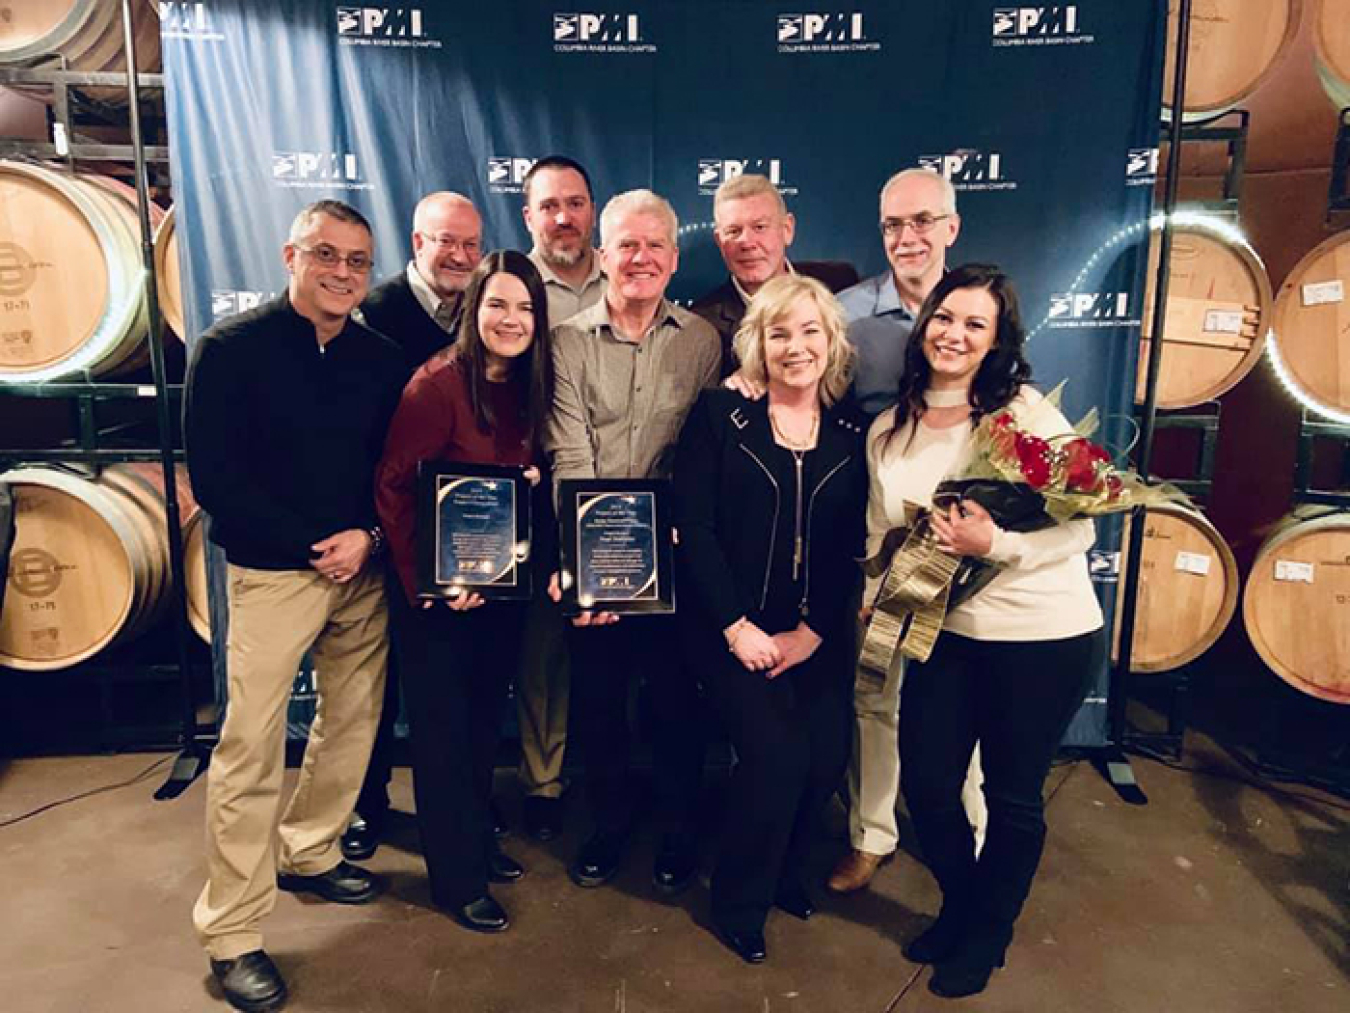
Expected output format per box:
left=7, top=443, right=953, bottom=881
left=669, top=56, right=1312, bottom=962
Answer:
left=374, top=250, right=553, bottom=933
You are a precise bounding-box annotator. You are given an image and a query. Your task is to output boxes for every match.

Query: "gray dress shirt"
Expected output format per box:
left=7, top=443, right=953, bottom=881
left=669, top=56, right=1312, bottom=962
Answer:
left=529, top=248, right=608, bottom=329
left=546, top=298, right=722, bottom=482
left=837, top=270, right=918, bottom=420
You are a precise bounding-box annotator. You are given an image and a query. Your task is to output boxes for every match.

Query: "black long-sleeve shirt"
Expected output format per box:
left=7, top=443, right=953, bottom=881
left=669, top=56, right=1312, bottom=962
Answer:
left=184, top=295, right=405, bottom=570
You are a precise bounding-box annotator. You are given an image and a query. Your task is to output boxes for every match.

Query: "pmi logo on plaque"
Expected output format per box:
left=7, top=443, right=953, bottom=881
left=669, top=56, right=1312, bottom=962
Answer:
left=776, top=13, right=880, bottom=53
left=992, top=6, right=1094, bottom=46
left=1126, top=147, right=1159, bottom=187
left=917, top=150, right=1017, bottom=192
left=553, top=13, right=655, bottom=53
left=488, top=157, right=537, bottom=195
left=1047, top=292, right=1140, bottom=329
left=271, top=151, right=372, bottom=191
left=158, top=2, right=225, bottom=41
left=697, top=159, right=798, bottom=197
left=336, top=8, right=442, bottom=48
left=212, top=290, right=275, bottom=320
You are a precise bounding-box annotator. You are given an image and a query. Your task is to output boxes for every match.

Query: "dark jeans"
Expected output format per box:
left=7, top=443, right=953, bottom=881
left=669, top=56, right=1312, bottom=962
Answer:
left=900, top=629, right=1100, bottom=935
left=702, top=635, right=852, bottom=933
left=568, top=615, right=704, bottom=837
left=389, top=590, right=524, bottom=909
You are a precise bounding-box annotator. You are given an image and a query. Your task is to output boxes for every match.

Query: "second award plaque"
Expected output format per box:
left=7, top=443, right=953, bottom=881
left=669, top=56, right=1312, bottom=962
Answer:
left=558, top=478, right=675, bottom=615
left=417, top=463, right=532, bottom=601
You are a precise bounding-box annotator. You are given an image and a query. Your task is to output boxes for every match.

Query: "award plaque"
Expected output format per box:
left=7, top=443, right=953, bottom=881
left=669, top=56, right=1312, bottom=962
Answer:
left=558, top=478, right=675, bottom=615
left=417, top=463, right=532, bottom=600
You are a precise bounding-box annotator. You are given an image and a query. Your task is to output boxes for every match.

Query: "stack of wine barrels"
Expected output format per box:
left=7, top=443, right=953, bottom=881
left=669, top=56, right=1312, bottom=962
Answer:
left=0, top=0, right=161, bottom=103
left=1270, top=232, right=1350, bottom=420
left=0, top=463, right=199, bottom=670
left=1137, top=214, right=1274, bottom=409
left=1114, top=504, right=1240, bottom=673
left=1163, top=0, right=1299, bottom=120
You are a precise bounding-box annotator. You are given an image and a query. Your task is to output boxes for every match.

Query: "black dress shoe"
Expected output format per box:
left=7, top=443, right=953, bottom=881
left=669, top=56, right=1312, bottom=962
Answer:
left=210, top=950, right=287, bottom=1012
left=489, top=849, right=526, bottom=884
left=569, top=830, right=627, bottom=888
left=491, top=798, right=509, bottom=840
left=651, top=833, right=697, bottom=896
left=340, top=811, right=384, bottom=862
left=523, top=795, right=563, bottom=842
left=277, top=860, right=379, bottom=904
left=450, top=894, right=509, bottom=934
left=773, top=881, right=815, bottom=921
left=928, top=927, right=1009, bottom=999
left=903, top=906, right=968, bottom=964
left=714, top=924, right=767, bottom=965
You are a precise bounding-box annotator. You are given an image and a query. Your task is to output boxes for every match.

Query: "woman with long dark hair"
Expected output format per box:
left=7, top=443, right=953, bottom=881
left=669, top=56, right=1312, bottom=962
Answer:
left=868, top=264, right=1103, bottom=997
left=374, top=250, right=554, bottom=933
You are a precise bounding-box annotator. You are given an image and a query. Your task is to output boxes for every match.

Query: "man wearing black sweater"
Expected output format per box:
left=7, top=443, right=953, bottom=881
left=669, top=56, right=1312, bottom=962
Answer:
left=185, top=200, right=404, bottom=1013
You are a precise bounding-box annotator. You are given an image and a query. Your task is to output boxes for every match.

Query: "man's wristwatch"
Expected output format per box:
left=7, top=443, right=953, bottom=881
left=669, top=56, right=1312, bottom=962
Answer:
left=366, top=524, right=386, bottom=557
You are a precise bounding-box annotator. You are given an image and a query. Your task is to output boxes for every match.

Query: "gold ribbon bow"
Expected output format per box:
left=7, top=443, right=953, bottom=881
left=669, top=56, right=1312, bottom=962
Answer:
left=858, top=505, right=961, bottom=687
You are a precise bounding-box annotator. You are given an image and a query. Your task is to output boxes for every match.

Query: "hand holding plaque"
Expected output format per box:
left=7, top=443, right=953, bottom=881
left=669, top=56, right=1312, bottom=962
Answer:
left=417, top=463, right=533, bottom=601
left=557, top=479, right=675, bottom=615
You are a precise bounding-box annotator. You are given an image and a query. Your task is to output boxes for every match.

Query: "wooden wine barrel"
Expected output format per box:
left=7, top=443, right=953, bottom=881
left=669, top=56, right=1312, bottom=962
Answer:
left=0, top=465, right=170, bottom=670
left=1113, top=504, right=1239, bottom=673
left=1137, top=215, right=1273, bottom=408
left=1243, top=508, right=1350, bottom=704
left=154, top=206, right=186, bottom=339
left=1313, top=0, right=1350, bottom=110
left=1163, top=0, right=1299, bottom=119
left=0, top=160, right=150, bottom=382
left=0, top=1, right=161, bottom=102
left=184, top=511, right=211, bottom=642
left=1270, top=232, right=1350, bottom=419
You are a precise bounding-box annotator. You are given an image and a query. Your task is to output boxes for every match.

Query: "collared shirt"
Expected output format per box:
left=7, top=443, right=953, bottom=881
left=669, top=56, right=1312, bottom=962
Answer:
left=838, top=270, right=917, bottom=420
left=546, top=297, right=722, bottom=482
left=729, top=258, right=797, bottom=306
left=529, top=248, right=607, bottom=328
left=406, top=261, right=462, bottom=331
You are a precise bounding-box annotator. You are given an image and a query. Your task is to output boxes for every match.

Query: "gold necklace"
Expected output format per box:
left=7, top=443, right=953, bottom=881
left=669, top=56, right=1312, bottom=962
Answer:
left=769, top=406, right=820, bottom=450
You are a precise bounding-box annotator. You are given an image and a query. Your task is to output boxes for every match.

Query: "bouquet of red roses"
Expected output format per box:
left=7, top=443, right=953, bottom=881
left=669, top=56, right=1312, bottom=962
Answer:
left=858, top=384, right=1184, bottom=683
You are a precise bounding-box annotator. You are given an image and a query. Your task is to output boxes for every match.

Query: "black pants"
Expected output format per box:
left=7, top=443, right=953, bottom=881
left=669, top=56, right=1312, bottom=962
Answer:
left=703, top=637, right=852, bottom=933
left=568, top=616, right=703, bottom=836
left=900, top=629, right=1100, bottom=936
left=389, top=590, right=524, bottom=909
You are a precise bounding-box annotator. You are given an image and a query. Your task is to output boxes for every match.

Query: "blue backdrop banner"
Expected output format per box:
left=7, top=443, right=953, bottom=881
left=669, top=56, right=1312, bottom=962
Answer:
left=162, top=1, right=1165, bottom=746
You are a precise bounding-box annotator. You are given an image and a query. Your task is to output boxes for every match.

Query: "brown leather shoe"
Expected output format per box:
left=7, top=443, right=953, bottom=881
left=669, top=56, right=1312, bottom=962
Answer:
left=826, top=849, right=893, bottom=894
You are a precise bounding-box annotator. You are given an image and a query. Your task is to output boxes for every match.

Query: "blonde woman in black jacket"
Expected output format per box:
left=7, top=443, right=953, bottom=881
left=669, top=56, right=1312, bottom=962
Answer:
left=674, top=274, right=866, bottom=964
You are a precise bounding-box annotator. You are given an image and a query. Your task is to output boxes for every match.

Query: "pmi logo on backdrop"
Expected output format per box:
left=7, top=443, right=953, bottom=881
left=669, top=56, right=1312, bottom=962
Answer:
left=1126, top=147, right=1159, bottom=187
left=1088, top=549, right=1120, bottom=583
left=158, top=2, right=225, bottom=41
left=336, top=8, right=442, bottom=49
left=917, top=150, right=1017, bottom=192
left=991, top=6, right=1094, bottom=47
left=553, top=13, right=655, bottom=53
left=776, top=13, right=880, bottom=54
left=211, top=290, right=275, bottom=321
left=271, top=151, right=373, bottom=191
left=1047, top=292, right=1140, bottom=329
left=488, top=157, right=537, bottom=195
left=697, top=159, right=798, bottom=197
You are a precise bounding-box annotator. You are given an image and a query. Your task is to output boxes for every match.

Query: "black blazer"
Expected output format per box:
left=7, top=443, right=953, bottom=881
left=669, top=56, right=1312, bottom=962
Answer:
left=691, top=260, right=861, bottom=376
left=360, top=272, right=458, bottom=375
left=673, top=388, right=866, bottom=644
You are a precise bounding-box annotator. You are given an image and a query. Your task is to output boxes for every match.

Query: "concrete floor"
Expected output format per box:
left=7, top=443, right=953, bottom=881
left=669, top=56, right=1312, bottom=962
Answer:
left=0, top=745, right=1346, bottom=1013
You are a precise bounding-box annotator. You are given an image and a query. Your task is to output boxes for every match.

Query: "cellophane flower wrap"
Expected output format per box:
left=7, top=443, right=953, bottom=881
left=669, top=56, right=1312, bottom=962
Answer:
left=857, top=383, right=1186, bottom=685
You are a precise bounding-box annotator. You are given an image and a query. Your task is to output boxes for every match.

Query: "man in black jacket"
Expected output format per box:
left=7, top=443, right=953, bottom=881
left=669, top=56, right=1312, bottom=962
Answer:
left=185, top=200, right=404, bottom=1013
left=692, top=174, right=858, bottom=375
left=340, top=192, right=484, bottom=860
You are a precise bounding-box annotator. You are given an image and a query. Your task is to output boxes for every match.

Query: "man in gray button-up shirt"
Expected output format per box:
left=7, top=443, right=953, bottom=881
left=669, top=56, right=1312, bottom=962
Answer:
left=545, top=189, right=720, bottom=897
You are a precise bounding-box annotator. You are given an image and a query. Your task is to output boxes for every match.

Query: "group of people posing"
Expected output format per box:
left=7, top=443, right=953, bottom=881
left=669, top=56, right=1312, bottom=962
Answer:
left=183, top=158, right=1105, bottom=1012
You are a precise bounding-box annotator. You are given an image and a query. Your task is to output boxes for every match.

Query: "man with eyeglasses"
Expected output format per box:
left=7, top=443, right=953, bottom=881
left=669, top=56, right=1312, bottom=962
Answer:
left=186, top=199, right=405, bottom=1013
left=340, top=191, right=485, bottom=863
left=837, top=167, right=961, bottom=420
left=359, top=191, right=484, bottom=372
left=693, top=173, right=857, bottom=375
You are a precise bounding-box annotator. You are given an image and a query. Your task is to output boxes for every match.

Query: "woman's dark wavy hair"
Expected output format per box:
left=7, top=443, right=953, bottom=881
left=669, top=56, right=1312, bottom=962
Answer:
left=882, top=262, right=1033, bottom=450
left=452, top=250, right=554, bottom=444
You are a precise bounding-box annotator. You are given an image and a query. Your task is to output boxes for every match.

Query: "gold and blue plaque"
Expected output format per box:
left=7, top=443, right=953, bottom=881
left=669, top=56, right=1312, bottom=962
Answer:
left=558, top=478, right=674, bottom=615
left=417, top=463, right=532, bottom=600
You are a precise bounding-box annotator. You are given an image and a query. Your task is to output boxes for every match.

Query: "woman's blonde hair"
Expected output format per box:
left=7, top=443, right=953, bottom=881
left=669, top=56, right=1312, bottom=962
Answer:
left=732, top=274, right=854, bottom=406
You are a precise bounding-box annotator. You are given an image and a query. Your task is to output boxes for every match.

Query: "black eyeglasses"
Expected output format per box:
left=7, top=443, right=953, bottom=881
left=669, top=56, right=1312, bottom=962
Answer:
left=879, top=213, right=951, bottom=238
left=295, top=243, right=373, bottom=273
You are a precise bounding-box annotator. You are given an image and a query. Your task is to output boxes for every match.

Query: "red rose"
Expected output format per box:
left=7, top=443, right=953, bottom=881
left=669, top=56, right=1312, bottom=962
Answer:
left=1105, top=474, right=1123, bottom=501
left=1014, top=432, right=1053, bottom=489
left=1063, top=438, right=1107, bottom=492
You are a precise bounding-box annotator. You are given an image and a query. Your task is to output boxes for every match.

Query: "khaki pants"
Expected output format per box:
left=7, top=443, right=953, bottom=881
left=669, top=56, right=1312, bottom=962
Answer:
left=514, top=596, right=570, bottom=798
left=849, top=650, right=987, bottom=856
left=193, top=564, right=388, bottom=960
